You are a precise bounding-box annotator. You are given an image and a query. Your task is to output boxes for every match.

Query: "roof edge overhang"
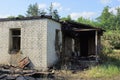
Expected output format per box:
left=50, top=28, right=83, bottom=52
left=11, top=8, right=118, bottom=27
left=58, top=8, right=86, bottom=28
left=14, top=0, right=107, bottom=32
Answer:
left=0, top=15, right=60, bottom=23
left=61, top=21, right=105, bottom=36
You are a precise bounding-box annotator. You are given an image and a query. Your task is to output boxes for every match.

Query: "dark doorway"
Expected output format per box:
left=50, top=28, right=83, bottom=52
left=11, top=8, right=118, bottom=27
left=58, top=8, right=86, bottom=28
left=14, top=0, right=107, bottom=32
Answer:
left=80, top=37, right=88, bottom=57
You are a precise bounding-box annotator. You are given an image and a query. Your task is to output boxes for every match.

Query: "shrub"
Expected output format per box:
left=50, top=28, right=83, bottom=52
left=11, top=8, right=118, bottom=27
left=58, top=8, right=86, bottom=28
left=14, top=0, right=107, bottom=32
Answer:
left=101, top=30, right=120, bottom=53
left=101, top=39, right=113, bottom=54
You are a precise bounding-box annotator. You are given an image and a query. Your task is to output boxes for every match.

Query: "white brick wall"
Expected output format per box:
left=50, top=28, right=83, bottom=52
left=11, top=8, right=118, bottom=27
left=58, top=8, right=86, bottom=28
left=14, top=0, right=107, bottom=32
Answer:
left=0, top=18, right=61, bottom=70
left=47, top=19, right=61, bottom=67
left=0, top=19, right=46, bottom=70
left=0, top=26, right=10, bottom=65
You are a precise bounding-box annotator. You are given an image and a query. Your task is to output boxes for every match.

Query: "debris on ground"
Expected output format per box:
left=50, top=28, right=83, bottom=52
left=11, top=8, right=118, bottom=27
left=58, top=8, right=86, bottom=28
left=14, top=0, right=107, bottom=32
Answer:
left=0, top=65, right=54, bottom=80
left=18, top=57, right=30, bottom=69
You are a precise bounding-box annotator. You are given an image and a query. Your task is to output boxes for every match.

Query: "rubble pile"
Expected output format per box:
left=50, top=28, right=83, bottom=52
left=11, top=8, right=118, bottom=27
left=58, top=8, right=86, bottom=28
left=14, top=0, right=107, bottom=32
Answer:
left=0, top=65, right=54, bottom=80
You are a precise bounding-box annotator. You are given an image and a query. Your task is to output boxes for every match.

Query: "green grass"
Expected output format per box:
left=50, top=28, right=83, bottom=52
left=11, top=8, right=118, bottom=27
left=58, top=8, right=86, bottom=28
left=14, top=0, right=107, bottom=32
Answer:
left=87, top=64, right=120, bottom=78
left=85, top=50, right=120, bottom=78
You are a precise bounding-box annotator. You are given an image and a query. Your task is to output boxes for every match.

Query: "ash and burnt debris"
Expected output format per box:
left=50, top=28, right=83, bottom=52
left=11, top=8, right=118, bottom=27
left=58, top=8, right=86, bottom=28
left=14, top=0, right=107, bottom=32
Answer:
left=0, top=56, right=98, bottom=80
left=0, top=57, right=54, bottom=80
left=0, top=53, right=98, bottom=80
left=0, top=65, right=54, bottom=80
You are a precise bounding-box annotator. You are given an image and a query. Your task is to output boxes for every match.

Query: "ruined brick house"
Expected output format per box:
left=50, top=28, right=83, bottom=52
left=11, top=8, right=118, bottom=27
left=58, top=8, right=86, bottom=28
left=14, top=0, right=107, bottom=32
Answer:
left=0, top=16, right=103, bottom=71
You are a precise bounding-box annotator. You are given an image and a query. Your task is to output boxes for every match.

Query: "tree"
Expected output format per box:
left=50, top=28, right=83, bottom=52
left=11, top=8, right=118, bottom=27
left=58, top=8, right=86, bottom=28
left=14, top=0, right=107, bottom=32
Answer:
left=48, top=3, right=53, bottom=16
left=96, top=6, right=120, bottom=50
left=8, top=16, right=16, bottom=19
left=48, top=3, right=60, bottom=20
left=52, top=9, right=60, bottom=20
left=61, top=15, right=72, bottom=21
left=17, top=15, right=24, bottom=18
left=39, top=9, right=46, bottom=16
left=115, top=7, right=120, bottom=30
left=26, top=3, right=46, bottom=17
left=77, top=17, right=100, bottom=27
left=26, top=3, right=60, bottom=20
left=96, top=6, right=115, bottom=30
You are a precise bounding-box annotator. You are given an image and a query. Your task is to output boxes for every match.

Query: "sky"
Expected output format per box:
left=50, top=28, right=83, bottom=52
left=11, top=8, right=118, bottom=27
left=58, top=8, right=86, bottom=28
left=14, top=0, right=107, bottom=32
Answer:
left=0, top=0, right=120, bottom=20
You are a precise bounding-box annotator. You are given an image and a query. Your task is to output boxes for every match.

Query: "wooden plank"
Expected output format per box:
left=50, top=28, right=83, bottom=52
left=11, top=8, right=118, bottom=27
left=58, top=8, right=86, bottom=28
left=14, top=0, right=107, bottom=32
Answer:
left=95, top=31, right=98, bottom=62
left=73, top=29, right=97, bottom=32
left=18, top=57, right=30, bottom=68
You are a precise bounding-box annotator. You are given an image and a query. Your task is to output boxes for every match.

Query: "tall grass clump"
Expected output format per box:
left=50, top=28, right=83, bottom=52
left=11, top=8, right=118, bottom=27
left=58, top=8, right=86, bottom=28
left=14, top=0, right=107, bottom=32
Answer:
left=87, top=64, right=120, bottom=78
